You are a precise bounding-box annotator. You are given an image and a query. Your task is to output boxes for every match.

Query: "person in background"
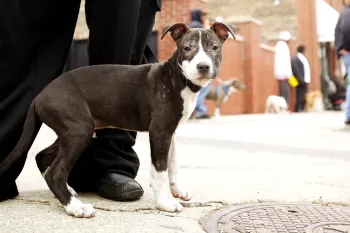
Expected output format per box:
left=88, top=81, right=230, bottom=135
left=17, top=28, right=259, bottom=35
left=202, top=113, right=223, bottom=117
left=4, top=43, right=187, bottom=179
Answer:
left=0, top=0, right=161, bottom=201
left=335, top=0, right=350, bottom=125
left=291, top=45, right=310, bottom=112
left=189, top=8, right=211, bottom=119
left=274, top=31, right=293, bottom=104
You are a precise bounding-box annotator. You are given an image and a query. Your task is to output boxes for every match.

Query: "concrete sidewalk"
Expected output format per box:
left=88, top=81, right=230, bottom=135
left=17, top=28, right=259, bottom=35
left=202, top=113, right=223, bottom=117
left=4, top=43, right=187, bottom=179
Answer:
left=1, top=112, right=350, bottom=232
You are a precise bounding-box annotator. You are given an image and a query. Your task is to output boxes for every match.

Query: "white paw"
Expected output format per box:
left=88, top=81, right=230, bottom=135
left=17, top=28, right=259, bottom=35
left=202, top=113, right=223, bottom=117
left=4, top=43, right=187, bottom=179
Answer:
left=64, top=197, right=96, bottom=218
left=170, top=184, right=192, bottom=201
left=67, top=184, right=77, bottom=197
left=156, top=198, right=184, bottom=212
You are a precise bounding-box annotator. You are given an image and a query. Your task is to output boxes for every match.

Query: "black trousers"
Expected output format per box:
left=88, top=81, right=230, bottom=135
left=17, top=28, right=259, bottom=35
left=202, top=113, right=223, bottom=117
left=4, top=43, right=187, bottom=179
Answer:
left=0, top=0, right=161, bottom=198
left=295, top=82, right=308, bottom=112
left=278, top=80, right=290, bottom=104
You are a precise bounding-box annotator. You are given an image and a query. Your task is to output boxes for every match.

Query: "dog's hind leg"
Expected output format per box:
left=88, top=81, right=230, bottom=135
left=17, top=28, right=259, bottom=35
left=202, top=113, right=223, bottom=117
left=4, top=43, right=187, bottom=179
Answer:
left=36, top=139, right=77, bottom=197
left=35, top=139, right=59, bottom=175
left=149, top=124, right=183, bottom=213
left=264, top=102, right=269, bottom=114
left=273, top=104, right=280, bottom=114
left=44, top=122, right=95, bottom=218
left=168, top=136, right=191, bottom=201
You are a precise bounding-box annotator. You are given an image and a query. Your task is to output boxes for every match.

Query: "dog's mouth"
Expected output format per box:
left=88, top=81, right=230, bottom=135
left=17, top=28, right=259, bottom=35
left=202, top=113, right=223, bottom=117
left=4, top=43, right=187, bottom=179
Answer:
left=198, top=74, right=216, bottom=81
left=198, top=77, right=210, bottom=81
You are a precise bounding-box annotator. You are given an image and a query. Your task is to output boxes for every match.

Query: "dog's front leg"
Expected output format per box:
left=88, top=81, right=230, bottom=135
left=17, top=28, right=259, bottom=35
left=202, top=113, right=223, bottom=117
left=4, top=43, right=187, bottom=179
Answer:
left=168, top=136, right=191, bottom=201
left=149, top=128, right=183, bottom=212
left=273, top=103, right=280, bottom=114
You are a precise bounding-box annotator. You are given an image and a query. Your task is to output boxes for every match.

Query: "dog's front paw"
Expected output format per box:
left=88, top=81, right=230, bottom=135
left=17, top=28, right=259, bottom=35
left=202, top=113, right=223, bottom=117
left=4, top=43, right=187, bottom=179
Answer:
left=170, top=184, right=192, bottom=201
left=156, top=198, right=184, bottom=212
left=64, top=197, right=96, bottom=218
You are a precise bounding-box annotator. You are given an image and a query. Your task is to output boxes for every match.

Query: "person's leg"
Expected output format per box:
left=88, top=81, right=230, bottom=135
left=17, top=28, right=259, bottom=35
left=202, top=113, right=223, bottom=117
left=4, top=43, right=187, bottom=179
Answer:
left=278, top=80, right=283, bottom=98
left=343, top=54, right=350, bottom=123
left=346, top=80, right=350, bottom=122
left=68, top=0, right=160, bottom=201
left=301, top=83, right=308, bottom=112
left=295, top=83, right=305, bottom=112
left=279, top=80, right=289, bottom=104
left=295, top=86, right=300, bottom=112
left=0, top=0, right=80, bottom=200
left=195, top=82, right=211, bottom=118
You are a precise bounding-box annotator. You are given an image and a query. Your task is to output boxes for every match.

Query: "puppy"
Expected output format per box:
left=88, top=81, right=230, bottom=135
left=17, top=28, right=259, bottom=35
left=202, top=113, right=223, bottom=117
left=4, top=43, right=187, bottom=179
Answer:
left=0, top=22, right=236, bottom=218
left=265, top=95, right=288, bottom=114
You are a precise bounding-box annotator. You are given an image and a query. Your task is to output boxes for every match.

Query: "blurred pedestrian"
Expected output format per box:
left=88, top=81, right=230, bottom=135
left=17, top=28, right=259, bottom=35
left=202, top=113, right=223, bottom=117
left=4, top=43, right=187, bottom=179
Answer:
left=292, top=45, right=310, bottom=112
left=335, top=0, right=350, bottom=125
left=274, top=31, right=293, bottom=104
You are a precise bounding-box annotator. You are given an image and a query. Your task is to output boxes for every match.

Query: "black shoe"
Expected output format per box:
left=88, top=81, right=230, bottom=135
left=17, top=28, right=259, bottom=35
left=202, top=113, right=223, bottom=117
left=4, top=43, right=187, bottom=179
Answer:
left=345, top=120, right=350, bottom=125
left=97, top=173, right=144, bottom=201
left=0, top=182, right=19, bottom=201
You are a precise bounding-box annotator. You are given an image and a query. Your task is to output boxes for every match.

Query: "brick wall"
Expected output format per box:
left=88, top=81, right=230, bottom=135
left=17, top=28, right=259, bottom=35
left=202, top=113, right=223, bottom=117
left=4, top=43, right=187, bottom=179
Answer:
left=296, top=0, right=321, bottom=93
left=157, top=0, right=207, bottom=62
left=257, top=46, right=279, bottom=113
left=206, top=38, right=246, bottom=115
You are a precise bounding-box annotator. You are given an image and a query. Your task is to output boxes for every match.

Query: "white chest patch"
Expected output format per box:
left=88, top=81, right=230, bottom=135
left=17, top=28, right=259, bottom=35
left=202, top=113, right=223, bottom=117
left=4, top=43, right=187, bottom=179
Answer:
left=179, top=87, right=199, bottom=125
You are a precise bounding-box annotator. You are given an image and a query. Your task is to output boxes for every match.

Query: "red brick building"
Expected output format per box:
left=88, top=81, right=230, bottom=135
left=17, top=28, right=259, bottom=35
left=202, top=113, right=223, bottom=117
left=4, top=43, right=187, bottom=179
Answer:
left=68, top=0, right=345, bottom=115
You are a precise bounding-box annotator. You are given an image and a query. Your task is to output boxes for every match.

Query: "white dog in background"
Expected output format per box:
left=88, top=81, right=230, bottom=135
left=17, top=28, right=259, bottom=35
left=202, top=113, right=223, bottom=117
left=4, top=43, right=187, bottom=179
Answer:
left=265, top=95, right=288, bottom=114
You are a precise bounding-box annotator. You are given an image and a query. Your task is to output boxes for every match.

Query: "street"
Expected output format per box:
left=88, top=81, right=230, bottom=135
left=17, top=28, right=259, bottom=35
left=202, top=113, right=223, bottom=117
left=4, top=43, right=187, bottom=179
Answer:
left=1, top=112, right=350, bottom=232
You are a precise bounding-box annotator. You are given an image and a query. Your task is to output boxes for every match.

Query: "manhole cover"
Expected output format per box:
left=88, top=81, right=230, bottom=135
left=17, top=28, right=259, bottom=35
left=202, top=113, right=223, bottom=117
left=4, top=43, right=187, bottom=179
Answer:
left=204, top=203, right=350, bottom=233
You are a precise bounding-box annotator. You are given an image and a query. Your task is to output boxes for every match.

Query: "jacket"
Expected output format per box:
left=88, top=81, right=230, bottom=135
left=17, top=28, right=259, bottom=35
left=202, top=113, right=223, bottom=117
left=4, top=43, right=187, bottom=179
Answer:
left=335, top=5, right=350, bottom=58
left=291, top=55, right=305, bottom=83
left=274, top=40, right=292, bottom=80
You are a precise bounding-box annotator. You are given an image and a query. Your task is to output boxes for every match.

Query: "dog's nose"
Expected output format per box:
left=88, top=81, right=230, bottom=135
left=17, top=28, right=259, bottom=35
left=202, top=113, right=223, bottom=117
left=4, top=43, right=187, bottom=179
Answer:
left=196, top=62, right=210, bottom=73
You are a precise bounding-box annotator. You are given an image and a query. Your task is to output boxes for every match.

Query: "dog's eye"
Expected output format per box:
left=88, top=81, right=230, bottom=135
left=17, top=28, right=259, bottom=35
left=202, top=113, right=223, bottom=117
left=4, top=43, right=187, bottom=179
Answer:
left=184, top=46, right=191, bottom=52
left=212, top=45, right=219, bottom=51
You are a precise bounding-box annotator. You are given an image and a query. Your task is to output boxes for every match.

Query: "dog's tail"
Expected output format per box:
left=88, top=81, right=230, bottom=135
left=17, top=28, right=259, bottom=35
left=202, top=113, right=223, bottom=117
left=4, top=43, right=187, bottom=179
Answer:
left=0, top=100, right=41, bottom=178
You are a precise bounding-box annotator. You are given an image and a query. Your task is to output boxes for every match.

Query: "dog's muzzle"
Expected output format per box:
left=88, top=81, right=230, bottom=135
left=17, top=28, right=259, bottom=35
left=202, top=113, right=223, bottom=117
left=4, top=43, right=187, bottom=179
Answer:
left=196, top=62, right=210, bottom=75
left=197, top=62, right=216, bottom=80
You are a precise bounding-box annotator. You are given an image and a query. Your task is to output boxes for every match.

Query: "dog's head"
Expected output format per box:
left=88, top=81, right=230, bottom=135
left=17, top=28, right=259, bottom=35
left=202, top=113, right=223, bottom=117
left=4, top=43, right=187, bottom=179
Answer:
left=226, top=78, right=246, bottom=92
left=307, top=90, right=323, bottom=100
left=161, top=22, right=236, bottom=87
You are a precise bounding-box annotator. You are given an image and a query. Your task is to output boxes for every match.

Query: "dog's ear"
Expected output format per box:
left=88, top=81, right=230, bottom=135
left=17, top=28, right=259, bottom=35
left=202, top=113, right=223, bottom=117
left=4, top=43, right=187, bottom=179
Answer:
left=210, top=22, right=236, bottom=42
left=161, top=23, right=190, bottom=41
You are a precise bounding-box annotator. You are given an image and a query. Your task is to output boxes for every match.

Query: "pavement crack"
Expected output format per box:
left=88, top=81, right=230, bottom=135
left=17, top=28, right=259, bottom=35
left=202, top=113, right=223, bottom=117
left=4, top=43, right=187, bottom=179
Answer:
left=117, top=207, right=154, bottom=212
left=15, top=197, right=51, bottom=205
left=181, top=200, right=228, bottom=208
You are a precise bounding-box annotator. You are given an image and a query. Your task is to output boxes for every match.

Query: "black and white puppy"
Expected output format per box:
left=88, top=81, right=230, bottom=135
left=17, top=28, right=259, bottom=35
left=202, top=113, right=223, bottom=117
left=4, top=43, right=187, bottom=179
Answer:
left=0, top=22, right=236, bottom=218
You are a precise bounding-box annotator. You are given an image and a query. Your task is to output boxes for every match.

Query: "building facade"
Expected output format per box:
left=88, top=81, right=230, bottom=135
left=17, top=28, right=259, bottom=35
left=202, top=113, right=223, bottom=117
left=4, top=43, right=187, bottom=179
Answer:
left=65, top=0, right=345, bottom=114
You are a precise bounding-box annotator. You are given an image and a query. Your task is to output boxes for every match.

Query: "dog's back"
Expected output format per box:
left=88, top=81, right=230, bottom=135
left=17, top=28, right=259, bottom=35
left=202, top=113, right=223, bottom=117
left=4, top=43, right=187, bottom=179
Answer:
left=206, top=78, right=245, bottom=102
left=265, top=95, right=288, bottom=114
